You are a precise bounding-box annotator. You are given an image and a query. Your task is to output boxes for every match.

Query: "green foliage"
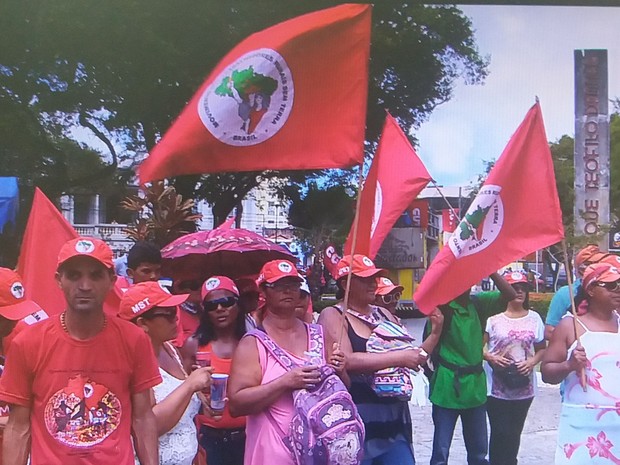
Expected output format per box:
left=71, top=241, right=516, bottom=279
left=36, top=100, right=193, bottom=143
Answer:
left=287, top=183, right=355, bottom=256
left=0, top=0, right=488, bottom=227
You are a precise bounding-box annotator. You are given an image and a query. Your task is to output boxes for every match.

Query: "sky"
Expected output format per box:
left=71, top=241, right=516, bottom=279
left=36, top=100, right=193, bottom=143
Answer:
left=415, top=5, right=620, bottom=188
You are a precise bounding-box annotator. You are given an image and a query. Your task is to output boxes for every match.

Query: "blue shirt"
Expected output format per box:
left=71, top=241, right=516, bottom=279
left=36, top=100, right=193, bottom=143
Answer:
left=545, top=279, right=581, bottom=327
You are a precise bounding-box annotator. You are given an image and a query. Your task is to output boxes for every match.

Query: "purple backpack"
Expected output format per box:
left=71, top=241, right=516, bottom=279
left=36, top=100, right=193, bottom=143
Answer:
left=249, top=324, right=365, bottom=465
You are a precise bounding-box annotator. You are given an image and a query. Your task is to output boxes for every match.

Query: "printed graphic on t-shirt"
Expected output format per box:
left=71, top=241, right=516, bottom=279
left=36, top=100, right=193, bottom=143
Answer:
left=44, top=374, right=121, bottom=447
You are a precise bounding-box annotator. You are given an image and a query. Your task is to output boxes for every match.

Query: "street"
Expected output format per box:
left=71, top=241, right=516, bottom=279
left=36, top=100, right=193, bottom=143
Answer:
left=403, top=318, right=561, bottom=464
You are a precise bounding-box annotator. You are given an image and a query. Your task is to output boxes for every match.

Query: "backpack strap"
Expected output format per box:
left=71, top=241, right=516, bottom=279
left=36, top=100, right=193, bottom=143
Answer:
left=247, top=328, right=299, bottom=371
left=307, top=323, right=326, bottom=363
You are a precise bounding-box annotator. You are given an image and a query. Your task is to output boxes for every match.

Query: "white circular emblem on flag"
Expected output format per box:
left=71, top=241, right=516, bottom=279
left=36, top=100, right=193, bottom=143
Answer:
left=75, top=240, right=95, bottom=254
left=205, top=277, right=221, bottom=291
left=10, top=282, right=24, bottom=299
left=198, top=48, right=294, bottom=146
left=370, top=181, right=383, bottom=238
left=278, top=261, right=293, bottom=273
left=448, top=185, right=504, bottom=259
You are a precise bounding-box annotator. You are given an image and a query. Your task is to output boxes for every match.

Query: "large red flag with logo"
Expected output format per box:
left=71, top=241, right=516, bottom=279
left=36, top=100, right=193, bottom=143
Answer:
left=344, top=113, right=432, bottom=258
left=414, top=103, right=564, bottom=314
left=139, top=4, right=371, bottom=183
left=17, top=188, right=121, bottom=316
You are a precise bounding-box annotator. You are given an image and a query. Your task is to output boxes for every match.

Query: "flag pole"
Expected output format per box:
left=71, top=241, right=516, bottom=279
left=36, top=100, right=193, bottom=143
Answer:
left=430, top=179, right=460, bottom=220
left=561, top=239, right=587, bottom=391
left=338, top=163, right=365, bottom=345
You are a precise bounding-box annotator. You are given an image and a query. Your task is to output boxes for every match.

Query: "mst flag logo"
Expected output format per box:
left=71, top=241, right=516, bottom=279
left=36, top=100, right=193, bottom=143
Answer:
left=449, top=185, right=504, bottom=258
left=198, top=48, right=293, bottom=146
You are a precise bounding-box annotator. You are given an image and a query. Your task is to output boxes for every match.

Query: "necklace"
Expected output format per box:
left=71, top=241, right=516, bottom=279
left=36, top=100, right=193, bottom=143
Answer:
left=60, top=311, right=107, bottom=335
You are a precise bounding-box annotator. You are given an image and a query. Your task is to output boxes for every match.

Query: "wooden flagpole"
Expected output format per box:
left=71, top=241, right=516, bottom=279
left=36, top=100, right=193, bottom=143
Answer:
left=430, top=179, right=460, bottom=220
left=561, top=239, right=587, bottom=391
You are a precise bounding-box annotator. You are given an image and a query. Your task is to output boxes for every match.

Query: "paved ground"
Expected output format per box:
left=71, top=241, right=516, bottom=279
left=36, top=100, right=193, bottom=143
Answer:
left=402, top=318, right=561, bottom=464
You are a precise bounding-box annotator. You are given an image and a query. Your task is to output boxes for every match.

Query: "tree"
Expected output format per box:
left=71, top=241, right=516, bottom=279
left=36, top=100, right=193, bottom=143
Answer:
left=288, top=183, right=355, bottom=257
left=1, top=1, right=488, bottom=227
left=288, top=182, right=355, bottom=298
left=121, top=182, right=201, bottom=248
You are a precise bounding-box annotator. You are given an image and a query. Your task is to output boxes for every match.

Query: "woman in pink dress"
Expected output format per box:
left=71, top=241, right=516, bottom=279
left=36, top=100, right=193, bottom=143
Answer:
left=542, top=262, right=620, bottom=464
left=228, top=260, right=346, bottom=465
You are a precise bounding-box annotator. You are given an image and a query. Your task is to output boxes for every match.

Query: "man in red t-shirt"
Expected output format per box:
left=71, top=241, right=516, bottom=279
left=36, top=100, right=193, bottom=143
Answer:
left=0, top=237, right=162, bottom=465
left=0, top=268, right=46, bottom=464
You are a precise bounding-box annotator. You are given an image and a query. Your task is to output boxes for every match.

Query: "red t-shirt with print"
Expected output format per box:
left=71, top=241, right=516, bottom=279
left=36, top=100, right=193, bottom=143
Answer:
left=0, top=315, right=161, bottom=465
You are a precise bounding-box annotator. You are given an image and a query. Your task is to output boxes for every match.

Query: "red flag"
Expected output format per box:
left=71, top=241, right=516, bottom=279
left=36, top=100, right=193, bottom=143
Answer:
left=442, top=209, right=460, bottom=233
left=139, top=4, right=371, bottom=182
left=414, top=103, right=564, bottom=314
left=323, top=244, right=341, bottom=279
left=409, top=199, right=429, bottom=229
left=17, top=188, right=121, bottom=316
left=344, top=113, right=432, bottom=258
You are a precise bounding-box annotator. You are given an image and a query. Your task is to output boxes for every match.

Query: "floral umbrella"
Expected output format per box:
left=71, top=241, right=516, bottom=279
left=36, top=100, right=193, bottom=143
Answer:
left=161, top=227, right=295, bottom=280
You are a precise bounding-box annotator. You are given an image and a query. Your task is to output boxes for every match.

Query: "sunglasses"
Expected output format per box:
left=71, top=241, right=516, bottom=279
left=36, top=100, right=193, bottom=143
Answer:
left=141, top=309, right=177, bottom=321
left=597, top=280, right=620, bottom=292
left=177, top=280, right=202, bottom=291
left=380, top=292, right=401, bottom=304
left=203, top=296, right=238, bottom=312
left=263, top=281, right=301, bottom=292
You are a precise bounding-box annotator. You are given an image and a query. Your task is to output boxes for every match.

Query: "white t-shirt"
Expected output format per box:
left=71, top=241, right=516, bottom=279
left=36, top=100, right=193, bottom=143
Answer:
left=484, top=310, right=545, bottom=400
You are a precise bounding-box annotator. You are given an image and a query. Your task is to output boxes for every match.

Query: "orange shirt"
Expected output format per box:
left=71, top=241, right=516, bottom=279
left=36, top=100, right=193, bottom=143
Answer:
left=197, top=343, right=245, bottom=430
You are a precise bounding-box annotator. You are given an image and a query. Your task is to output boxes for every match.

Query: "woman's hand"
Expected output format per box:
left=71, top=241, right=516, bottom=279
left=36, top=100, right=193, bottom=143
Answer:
left=515, top=358, right=536, bottom=375
left=485, top=351, right=511, bottom=368
left=329, top=342, right=346, bottom=375
left=187, top=367, right=213, bottom=393
left=568, top=343, right=587, bottom=373
left=282, top=366, right=322, bottom=390
left=428, top=308, right=444, bottom=335
left=400, top=348, right=428, bottom=371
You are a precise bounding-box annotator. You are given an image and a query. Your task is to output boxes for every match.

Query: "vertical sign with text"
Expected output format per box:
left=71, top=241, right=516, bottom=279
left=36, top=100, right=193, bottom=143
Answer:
left=574, top=49, right=610, bottom=250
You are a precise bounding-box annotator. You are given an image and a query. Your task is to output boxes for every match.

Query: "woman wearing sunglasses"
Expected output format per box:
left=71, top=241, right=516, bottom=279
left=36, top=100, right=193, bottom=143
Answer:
left=186, top=276, right=247, bottom=465
left=374, top=277, right=404, bottom=315
left=118, top=281, right=212, bottom=465
left=542, top=262, right=620, bottom=464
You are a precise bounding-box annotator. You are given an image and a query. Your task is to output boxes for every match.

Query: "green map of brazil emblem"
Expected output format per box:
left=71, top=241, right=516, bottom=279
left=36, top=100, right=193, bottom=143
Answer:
left=198, top=48, right=294, bottom=146
left=448, top=185, right=504, bottom=258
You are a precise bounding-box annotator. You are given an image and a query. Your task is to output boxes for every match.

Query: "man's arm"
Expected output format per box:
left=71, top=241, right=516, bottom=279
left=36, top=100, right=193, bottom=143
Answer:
left=2, top=404, right=31, bottom=465
left=490, top=272, right=517, bottom=300
left=131, top=389, right=158, bottom=465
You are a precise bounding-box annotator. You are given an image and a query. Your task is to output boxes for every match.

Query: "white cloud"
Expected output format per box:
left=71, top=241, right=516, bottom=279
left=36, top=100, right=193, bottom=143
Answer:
left=415, top=5, right=620, bottom=186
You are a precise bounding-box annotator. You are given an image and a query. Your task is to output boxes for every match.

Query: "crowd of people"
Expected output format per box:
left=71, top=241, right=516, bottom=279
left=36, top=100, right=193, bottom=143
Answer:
left=0, top=237, right=617, bottom=465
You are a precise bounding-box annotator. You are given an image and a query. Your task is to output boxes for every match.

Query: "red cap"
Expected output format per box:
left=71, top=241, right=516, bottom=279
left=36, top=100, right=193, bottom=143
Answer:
left=598, top=254, right=620, bottom=268
left=502, top=270, right=529, bottom=285
left=256, top=260, right=302, bottom=286
left=575, top=245, right=601, bottom=269
left=201, top=276, right=239, bottom=301
left=0, top=268, right=42, bottom=320
left=119, top=281, right=189, bottom=320
left=58, top=238, right=114, bottom=270
left=336, top=254, right=387, bottom=280
left=375, top=277, right=404, bottom=296
left=582, top=262, right=620, bottom=290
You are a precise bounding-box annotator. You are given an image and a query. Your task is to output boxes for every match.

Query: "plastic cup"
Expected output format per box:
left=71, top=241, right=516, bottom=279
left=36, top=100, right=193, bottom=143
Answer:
left=210, top=373, right=229, bottom=414
left=196, top=351, right=211, bottom=368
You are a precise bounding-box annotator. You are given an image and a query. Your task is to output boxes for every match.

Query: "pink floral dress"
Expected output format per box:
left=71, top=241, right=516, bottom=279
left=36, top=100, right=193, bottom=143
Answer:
left=557, top=316, right=620, bottom=464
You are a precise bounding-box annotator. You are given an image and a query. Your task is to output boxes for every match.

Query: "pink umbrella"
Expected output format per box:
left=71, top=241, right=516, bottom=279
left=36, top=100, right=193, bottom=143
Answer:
left=161, top=227, right=295, bottom=280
